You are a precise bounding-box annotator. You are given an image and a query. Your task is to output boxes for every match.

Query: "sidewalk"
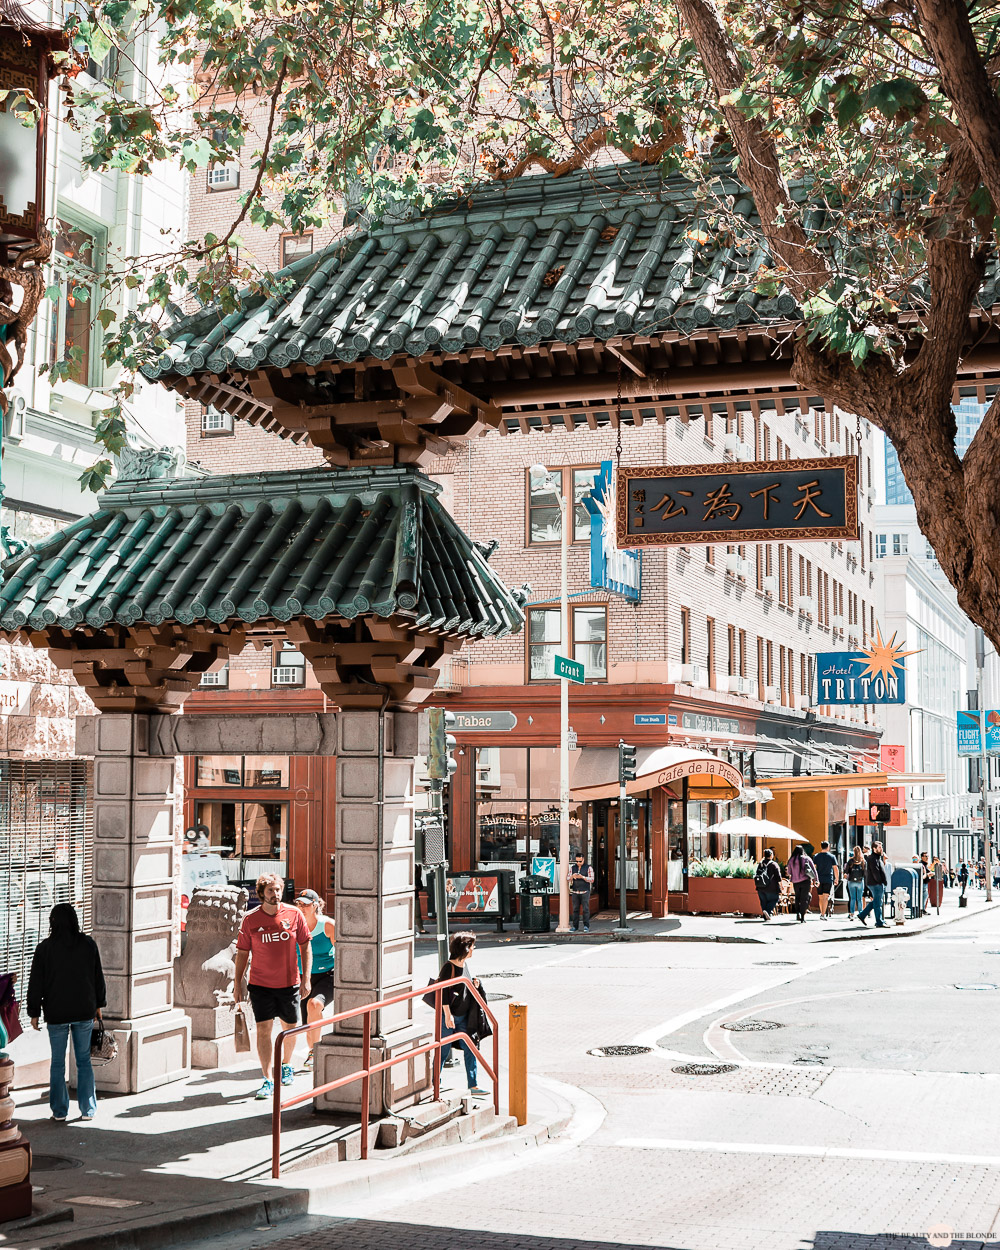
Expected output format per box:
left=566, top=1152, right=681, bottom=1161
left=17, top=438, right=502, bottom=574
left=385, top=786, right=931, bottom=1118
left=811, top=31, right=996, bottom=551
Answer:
left=422, top=889, right=998, bottom=946
left=3, top=1049, right=574, bottom=1250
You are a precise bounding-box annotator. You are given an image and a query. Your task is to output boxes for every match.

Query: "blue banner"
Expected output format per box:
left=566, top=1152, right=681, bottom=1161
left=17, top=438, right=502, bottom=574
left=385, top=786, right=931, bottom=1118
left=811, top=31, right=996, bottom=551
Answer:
left=957, top=710, right=1000, bottom=757
left=584, top=461, right=641, bottom=602
left=815, top=652, right=906, bottom=705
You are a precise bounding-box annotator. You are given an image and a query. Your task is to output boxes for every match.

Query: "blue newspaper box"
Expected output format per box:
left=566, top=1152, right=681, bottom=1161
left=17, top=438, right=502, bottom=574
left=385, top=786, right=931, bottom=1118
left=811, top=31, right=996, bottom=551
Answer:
left=890, top=865, right=921, bottom=917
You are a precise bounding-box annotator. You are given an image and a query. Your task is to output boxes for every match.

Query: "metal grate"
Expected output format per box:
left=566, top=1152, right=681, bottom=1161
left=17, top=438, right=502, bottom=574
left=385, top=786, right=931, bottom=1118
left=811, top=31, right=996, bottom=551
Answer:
left=720, top=1019, right=784, bottom=1032
left=0, top=760, right=93, bottom=1022
left=589, top=1045, right=653, bottom=1057
left=671, top=1062, right=739, bottom=1076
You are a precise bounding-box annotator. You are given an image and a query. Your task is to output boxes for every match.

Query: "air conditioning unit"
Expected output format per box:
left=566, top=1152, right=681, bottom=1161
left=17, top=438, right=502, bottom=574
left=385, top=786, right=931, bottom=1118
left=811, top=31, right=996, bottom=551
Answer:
left=3, top=390, right=26, bottom=441
left=832, top=614, right=847, bottom=631
left=724, top=552, right=741, bottom=575
left=762, top=575, right=778, bottom=597
left=729, top=675, right=752, bottom=695
left=764, top=685, right=781, bottom=704
left=738, top=558, right=752, bottom=580
left=272, top=666, right=305, bottom=686
left=866, top=486, right=877, bottom=505
left=796, top=694, right=811, bottom=711
left=679, top=663, right=704, bottom=685
left=207, top=162, right=240, bottom=191
left=735, top=441, right=755, bottom=462
left=723, top=432, right=740, bottom=455
left=798, top=596, right=816, bottom=618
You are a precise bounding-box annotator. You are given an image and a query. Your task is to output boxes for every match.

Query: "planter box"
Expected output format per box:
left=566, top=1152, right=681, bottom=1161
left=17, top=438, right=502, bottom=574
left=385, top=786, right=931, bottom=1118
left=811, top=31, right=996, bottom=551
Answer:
left=687, top=876, right=761, bottom=916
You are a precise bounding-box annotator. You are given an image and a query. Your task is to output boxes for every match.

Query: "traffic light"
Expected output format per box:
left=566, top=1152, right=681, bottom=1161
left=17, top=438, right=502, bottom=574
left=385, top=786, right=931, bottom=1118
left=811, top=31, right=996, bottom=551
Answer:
left=427, top=707, right=458, bottom=781
left=869, top=802, right=891, bottom=823
left=619, top=740, right=637, bottom=783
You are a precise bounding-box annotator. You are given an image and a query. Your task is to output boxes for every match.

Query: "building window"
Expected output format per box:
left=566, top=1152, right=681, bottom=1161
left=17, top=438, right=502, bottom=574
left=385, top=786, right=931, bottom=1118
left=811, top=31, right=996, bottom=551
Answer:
left=728, top=625, right=737, bottom=678
left=680, top=607, right=691, bottom=664
left=892, top=533, right=908, bottom=555
left=272, top=645, right=306, bottom=687
left=49, top=218, right=102, bottom=387
left=201, top=406, right=234, bottom=436
left=875, top=534, right=887, bottom=558
left=706, top=617, right=716, bottom=690
left=199, top=663, right=229, bottom=689
left=739, top=629, right=747, bottom=678
left=281, top=233, right=314, bottom=267
left=526, top=466, right=598, bottom=545
left=527, top=605, right=607, bottom=681
left=207, top=162, right=240, bottom=191
left=195, top=755, right=290, bottom=787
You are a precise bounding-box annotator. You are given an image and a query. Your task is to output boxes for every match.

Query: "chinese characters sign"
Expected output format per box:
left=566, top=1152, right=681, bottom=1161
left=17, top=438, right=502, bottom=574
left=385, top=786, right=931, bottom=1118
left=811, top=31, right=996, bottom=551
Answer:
left=617, top=457, right=858, bottom=546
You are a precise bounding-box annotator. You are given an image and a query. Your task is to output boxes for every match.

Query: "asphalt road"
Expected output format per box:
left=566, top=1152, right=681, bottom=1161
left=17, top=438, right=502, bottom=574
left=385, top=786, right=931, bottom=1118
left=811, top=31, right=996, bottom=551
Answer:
left=185, top=909, right=1000, bottom=1250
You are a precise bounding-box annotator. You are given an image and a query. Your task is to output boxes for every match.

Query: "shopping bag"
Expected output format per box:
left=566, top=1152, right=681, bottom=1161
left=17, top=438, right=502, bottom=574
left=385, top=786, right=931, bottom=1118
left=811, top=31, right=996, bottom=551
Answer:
left=234, top=1005, right=251, bottom=1054
left=0, top=975, right=23, bottom=1045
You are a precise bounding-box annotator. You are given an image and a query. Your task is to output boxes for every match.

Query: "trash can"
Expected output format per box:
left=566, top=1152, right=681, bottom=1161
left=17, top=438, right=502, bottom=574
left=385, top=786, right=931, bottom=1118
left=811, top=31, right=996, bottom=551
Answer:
left=927, top=878, right=944, bottom=908
left=519, top=875, right=552, bottom=933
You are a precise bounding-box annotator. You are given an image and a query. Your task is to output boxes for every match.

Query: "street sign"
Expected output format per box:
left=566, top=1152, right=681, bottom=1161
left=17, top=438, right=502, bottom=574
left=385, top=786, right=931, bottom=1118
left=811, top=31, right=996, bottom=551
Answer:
left=451, top=711, right=518, bottom=732
left=618, top=457, right=859, bottom=546
left=553, top=653, right=585, bottom=684
left=634, top=713, right=667, bottom=725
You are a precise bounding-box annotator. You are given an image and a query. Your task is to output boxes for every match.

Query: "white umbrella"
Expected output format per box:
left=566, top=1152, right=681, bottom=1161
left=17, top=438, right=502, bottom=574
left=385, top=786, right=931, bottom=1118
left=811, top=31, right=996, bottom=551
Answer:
left=706, top=816, right=809, bottom=842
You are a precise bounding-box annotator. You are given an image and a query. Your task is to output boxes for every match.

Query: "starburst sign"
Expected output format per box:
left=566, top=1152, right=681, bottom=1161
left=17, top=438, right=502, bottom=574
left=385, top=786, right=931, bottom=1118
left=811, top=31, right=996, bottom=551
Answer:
left=857, top=626, right=920, bottom=684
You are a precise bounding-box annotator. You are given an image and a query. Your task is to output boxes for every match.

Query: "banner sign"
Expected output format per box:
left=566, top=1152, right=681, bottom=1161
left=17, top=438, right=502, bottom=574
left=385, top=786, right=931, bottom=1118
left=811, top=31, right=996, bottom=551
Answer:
left=617, top=457, right=858, bottom=547
left=957, top=710, right=1000, bottom=757
left=445, top=874, right=501, bottom=915
left=855, top=808, right=908, bottom=826
left=815, top=630, right=917, bottom=706
left=584, top=461, right=641, bottom=601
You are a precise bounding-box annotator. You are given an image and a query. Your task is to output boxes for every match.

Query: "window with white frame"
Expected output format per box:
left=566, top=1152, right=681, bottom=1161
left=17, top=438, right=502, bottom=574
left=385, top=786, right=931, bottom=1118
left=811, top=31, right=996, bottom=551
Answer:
left=526, top=466, right=598, bottom=545
left=272, top=645, right=306, bottom=687
left=207, top=163, right=240, bottom=191
left=281, top=233, right=314, bottom=267
left=527, top=605, right=607, bottom=681
left=200, top=663, right=230, bottom=689
left=201, top=406, right=234, bottom=436
left=49, top=218, right=102, bottom=387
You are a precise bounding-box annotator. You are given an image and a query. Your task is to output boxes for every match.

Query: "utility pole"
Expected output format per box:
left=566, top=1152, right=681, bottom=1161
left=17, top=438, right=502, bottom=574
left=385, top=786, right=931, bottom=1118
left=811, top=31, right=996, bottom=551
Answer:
left=976, top=628, right=993, bottom=903
left=425, top=707, right=458, bottom=966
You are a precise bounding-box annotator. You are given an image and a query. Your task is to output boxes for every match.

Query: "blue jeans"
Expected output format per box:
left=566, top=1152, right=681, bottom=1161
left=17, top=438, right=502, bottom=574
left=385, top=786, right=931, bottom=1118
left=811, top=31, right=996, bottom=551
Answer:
left=858, top=883, right=885, bottom=926
left=48, top=1021, right=97, bottom=1118
left=439, top=1012, right=478, bottom=1087
left=847, top=882, right=864, bottom=915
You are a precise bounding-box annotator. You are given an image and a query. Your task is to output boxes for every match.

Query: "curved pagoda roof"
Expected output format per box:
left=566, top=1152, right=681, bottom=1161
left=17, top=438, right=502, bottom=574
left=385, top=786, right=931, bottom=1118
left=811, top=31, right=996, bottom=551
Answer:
left=0, top=463, right=524, bottom=711
left=143, top=160, right=1000, bottom=459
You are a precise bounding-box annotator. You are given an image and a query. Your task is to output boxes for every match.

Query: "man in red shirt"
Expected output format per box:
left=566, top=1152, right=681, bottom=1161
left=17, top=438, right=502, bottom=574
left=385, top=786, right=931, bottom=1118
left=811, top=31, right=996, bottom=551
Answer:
left=234, top=873, right=312, bottom=1100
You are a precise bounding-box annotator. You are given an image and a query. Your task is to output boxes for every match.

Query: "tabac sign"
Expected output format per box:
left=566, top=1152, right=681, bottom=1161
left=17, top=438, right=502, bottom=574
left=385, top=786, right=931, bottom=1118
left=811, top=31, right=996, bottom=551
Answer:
left=617, top=457, right=858, bottom=546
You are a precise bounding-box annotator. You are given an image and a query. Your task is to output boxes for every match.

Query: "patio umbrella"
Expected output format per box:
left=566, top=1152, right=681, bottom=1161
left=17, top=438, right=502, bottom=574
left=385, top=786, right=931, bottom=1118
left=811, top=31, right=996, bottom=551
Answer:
left=706, top=816, right=809, bottom=842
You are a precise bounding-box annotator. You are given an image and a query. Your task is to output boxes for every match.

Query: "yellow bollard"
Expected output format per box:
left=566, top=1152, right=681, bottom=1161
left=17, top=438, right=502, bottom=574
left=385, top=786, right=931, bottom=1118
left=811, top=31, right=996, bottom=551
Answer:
left=508, top=1001, right=528, bottom=1126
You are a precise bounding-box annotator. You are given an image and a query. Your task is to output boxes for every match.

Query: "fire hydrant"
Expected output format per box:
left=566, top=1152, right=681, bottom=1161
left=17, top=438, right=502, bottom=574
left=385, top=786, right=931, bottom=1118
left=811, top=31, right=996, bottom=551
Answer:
left=893, top=886, right=909, bottom=926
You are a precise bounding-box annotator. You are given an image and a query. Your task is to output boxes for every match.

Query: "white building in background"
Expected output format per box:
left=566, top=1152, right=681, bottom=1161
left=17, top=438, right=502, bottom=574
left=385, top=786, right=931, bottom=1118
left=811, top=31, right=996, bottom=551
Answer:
left=873, top=503, right=977, bottom=863
left=2, top=8, right=186, bottom=554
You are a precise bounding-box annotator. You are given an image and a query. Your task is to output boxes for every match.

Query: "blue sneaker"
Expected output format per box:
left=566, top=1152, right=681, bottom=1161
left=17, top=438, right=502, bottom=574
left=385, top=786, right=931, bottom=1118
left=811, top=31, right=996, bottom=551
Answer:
left=255, top=1078, right=273, bottom=1100
left=280, top=1063, right=295, bottom=1087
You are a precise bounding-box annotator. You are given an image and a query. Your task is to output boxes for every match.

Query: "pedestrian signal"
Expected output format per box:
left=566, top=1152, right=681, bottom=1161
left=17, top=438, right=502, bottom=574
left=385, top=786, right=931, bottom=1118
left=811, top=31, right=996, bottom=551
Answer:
left=869, top=802, right=891, bottom=823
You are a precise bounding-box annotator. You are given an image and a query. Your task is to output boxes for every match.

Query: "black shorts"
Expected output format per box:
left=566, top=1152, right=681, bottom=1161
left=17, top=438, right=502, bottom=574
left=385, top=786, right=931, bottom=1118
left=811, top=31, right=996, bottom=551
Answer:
left=301, top=971, right=335, bottom=1022
left=247, top=984, right=300, bottom=1025
left=818, top=881, right=834, bottom=894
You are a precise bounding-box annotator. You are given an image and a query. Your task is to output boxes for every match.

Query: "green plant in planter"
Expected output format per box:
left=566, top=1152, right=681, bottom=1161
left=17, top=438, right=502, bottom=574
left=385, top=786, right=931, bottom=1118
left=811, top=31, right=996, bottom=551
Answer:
left=689, top=857, right=756, bottom=879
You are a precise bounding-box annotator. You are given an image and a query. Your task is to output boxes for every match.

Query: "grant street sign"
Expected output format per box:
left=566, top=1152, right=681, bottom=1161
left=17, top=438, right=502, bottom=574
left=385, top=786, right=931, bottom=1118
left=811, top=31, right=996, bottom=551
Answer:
left=553, top=653, right=585, bottom=684
left=617, top=457, right=858, bottom=546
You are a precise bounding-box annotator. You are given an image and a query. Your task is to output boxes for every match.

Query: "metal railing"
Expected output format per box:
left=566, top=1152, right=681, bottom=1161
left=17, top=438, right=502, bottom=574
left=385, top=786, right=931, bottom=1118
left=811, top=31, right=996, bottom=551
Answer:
left=270, top=975, right=499, bottom=1178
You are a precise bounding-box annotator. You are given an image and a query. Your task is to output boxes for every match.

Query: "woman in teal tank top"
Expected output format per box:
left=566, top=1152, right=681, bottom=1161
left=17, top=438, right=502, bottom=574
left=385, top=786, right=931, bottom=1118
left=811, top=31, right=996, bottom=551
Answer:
left=294, top=890, right=335, bottom=1068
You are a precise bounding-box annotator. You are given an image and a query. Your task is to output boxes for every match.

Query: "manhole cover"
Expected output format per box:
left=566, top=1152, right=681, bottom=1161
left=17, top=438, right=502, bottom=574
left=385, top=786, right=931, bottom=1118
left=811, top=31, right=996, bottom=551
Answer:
left=588, top=1045, right=654, bottom=1058
left=754, top=961, right=797, bottom=966
left=671, top=1062, right=739, bottom=1076
left=479, top=972, right=522, bottom=979
left=486, top=993, right=512, bottom=1001
left=720, top=1019, right=784, bottom=1032
left=955, top=983, right=998, bottom=991
left=32, top=1155, right=83, bottom=1172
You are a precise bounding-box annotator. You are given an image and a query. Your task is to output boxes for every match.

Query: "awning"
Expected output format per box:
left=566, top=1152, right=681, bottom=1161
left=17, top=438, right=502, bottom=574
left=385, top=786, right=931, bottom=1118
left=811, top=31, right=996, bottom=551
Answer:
left=571, top=746, right=743, bottom=801
left=760, top=771, right=947, bottom=793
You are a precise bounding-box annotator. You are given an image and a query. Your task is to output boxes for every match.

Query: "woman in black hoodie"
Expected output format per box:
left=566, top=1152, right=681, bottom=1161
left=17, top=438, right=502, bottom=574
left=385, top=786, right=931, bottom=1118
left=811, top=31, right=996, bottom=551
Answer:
left=27, top=905, right=106, bottom=1122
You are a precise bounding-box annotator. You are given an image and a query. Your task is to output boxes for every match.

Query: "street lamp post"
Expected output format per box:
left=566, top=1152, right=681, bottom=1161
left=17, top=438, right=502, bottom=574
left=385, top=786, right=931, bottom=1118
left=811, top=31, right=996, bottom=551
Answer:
left=530, top=465, right=571, bottom=933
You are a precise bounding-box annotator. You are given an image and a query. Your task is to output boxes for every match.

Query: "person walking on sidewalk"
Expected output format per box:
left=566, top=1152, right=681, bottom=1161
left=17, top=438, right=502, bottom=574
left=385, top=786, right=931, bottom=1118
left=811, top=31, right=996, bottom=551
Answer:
left=857, top=843, right=890, bottom=927
left=960, top=861, right=969, bottom=897
left=813, top=841, right=840, bottom=919
left=845, top=847, right=867, bottom=920
left=27, top=904, right=105, bottom=1123
left=433, top=931, right=488, bottom=1097
left=787, top=845, right=819, bottom=923
left=234, top=874, right=312, bottom=1101
left=754, top=849, right=783, bottom=920
left=293, top=889, right=335, bottom=1070
left=570, top=851, right=595, bottom=932
left=919, top=851, right=931, bottom=912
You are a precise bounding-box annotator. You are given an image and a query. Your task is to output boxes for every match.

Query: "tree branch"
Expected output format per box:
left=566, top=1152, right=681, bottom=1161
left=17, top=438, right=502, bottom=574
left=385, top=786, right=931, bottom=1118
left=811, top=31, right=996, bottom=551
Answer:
left=672, top=0, right=832, bottom=300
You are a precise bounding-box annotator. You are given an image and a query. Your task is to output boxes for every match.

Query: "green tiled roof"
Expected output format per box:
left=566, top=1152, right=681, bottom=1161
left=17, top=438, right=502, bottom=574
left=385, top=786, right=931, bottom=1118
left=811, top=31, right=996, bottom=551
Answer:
left=143, top=163, right=811, bottom=378
left=0, top=466, right=524, bottom=638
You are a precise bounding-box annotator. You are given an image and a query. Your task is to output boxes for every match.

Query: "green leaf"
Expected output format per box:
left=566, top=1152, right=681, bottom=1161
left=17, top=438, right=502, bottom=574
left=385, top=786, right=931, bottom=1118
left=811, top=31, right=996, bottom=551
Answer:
left=97, top=308, right=117, bottom=330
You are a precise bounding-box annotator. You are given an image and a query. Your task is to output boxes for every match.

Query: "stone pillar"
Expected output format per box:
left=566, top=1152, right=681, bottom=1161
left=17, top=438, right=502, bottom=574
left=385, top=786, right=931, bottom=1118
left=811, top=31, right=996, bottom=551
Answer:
left=82, top=713, right=190, bottom=1092
left=315, top=709, right=430, bottom=1113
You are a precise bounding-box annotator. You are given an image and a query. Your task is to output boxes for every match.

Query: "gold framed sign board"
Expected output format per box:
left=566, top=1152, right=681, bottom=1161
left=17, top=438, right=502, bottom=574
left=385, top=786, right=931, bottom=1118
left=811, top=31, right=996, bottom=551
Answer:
left=616, top=456, right=859, bottom=547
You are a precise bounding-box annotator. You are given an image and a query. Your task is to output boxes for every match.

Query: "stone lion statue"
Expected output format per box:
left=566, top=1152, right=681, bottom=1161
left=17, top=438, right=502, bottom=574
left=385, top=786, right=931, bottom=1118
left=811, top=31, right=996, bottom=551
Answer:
left=175, top=885, right=249, bottom=1008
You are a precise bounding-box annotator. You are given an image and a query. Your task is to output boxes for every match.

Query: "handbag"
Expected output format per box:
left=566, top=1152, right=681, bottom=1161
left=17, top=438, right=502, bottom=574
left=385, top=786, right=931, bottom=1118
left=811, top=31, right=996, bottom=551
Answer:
left=468, top=999, right=493, bottom=1043
left=90, top=1019, right=119, bottom=1065
left=234, top=1005, right=251, bottom=1054
left=421, top=978, right=442, bottom=1010
left=0, top=975, right=22, bottom=1045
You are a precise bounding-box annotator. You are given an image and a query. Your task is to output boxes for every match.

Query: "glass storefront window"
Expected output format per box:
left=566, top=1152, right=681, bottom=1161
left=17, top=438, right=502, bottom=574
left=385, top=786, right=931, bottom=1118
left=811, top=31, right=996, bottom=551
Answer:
left=667, top=796, right=685, bottom=891
left=195, top=755, right=290, bottom=787
left=194, top=800, right=288, bottom=878
left=244, top=756, right=289, bottom=787
left=196, top=755, right=244, bottom=786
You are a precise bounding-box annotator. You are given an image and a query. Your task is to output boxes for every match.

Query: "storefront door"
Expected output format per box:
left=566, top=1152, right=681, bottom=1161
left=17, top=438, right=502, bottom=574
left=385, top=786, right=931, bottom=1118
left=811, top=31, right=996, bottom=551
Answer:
left=598, top=798, right=651, bottom=910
